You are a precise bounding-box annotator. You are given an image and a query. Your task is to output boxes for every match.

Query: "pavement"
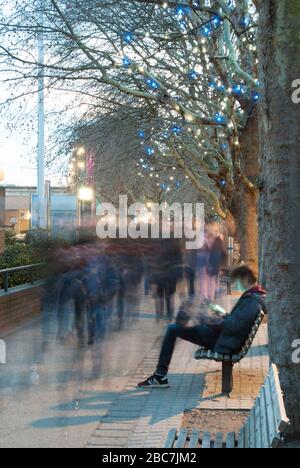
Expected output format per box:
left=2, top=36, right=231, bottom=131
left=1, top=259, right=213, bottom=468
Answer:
left=87, top=321, right=269, bottom=448
left=0, top=293, right=166, bottom=448
left=0, top=288, right=269, bottom=448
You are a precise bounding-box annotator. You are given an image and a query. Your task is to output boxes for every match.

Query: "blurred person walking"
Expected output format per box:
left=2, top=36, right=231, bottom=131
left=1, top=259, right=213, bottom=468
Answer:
left=199, top=223, right=226, bottom=304
left=150, top=237, right=183, bottom=321
left=84, top=254, right=119, bottom=345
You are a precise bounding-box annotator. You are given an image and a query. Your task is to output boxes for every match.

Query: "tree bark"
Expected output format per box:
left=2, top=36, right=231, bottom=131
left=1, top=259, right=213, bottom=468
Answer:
left=230, top=109, right=259, bottom=270
left=231, top=185, right=258, bottom=270
left=258, top=0, right=300, bottom=438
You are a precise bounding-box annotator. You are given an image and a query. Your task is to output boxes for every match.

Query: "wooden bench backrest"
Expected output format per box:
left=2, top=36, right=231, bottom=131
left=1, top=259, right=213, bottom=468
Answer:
left=238, top=364, right=290, bottom=448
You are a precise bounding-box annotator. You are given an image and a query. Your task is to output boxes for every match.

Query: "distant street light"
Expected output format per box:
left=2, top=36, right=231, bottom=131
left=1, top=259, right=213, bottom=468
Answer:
left=0, top=169, right=5, bottom=183
left=78, top=186, right=94, bottom=202
left=77, top=147, right=86, bottom=156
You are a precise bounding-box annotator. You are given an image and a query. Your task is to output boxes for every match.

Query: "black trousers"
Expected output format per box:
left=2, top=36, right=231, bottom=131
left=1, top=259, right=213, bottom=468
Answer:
left=156, top=323, right=220, bottom=376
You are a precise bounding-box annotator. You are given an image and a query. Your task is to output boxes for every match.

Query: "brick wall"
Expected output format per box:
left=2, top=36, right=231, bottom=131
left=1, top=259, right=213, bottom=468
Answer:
left=0, top=285, right=42, bottom=333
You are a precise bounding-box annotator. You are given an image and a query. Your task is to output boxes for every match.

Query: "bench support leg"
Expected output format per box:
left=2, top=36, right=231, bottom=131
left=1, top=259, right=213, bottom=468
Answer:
left=222, top=362, right=234, bottom=395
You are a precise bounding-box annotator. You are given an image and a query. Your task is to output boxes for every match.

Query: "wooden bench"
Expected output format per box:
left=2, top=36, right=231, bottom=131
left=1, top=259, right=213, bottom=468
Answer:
left=195, top=311, right=265, bottom=395
left=164, top=364, right=290, bottom=449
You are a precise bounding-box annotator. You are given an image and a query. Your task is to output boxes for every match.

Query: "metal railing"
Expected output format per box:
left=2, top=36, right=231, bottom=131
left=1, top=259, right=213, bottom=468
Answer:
left=0, top=263, right=46, bottom=293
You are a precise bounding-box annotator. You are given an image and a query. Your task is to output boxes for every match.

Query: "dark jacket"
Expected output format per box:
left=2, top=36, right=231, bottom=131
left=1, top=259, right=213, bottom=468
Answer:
left=213, top=287, right=267, bottom=355
left=149, top=238, right=183, bottom=283
left=208, top=237, right=227, bottom=277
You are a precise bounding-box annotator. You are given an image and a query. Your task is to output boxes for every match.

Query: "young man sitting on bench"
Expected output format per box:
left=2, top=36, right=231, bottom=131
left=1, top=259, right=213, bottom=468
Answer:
left=138, top=266, right=267, bottom=389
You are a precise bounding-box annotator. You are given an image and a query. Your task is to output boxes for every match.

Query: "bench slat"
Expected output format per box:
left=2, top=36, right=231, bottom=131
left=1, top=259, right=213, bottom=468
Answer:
left=249, top=409, right=256, bottom=448
left=201, top=432, right=212, bottom=449
left=265, top=377, right=281, bottom=448
left=238, top=428, right=245, bottom=448
left=188, top=430, right=200, bottom=448
left=255, top=396, right=262, bottom=448
left=164, top=429, right=177, bottom=448
left=260, top=386, right=271, bottom=449
left=175, top=429, right=189, bottom=448
left=269, top=369, right=284, bottom=432
left=244, top=419, right=250, bottom=448
left=214, top=433, right=224, bottom=449
left=226, top=432, right=236, bottom=449
left=269, top=365, right=290, bottom=433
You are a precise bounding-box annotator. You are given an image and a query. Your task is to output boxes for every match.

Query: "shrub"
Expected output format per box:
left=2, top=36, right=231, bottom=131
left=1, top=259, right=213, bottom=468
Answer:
left=25, top=229, right=49, bottom=246
left=0, top=234, right=72, bottom=289
left=25, top=229, right=71, bottom=252
left=0, top=244, right=41, bottom=289
left=5, top=230, right=16, bottom=246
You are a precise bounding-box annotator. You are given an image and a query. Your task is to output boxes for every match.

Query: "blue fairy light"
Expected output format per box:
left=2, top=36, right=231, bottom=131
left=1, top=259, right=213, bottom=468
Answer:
left=123, top=32, right=133, bottom=43
left=145, top=146, right=155, bottom=156
left=251, top=91, right=261, bottom=102
left=160, top=183, right=168, bottom=190
left=188, top=70, right=199, bottom=80
left=137, top=130, right=146, bottom=139
left=240, top=17, right=251, bottom=28
left=122, top=56, right=132, bottom=67
left=176, top=181, right=182, bottom=188
left=176, top=6, right=185, bottom=17
left=220, top=178, right=227, bottom=187
left=200, top=24, right=212, bottom=36
left=232, top=84, right=246, bottom=96
left=171, top=125, right=183, bottom=135
left=176, top=6, right=190, bottom=18
left=215, top=113, right=226, bottom=124
left=146, top=78, right=160, bottom=90
left=212, top=16, right=222, bottom=28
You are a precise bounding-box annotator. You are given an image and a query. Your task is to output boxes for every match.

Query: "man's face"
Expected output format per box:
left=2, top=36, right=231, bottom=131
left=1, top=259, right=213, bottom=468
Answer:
left=236, top=276, right=249, bottom=291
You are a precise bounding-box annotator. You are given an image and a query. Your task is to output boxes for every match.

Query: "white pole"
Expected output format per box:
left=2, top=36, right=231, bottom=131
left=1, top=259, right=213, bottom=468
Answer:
left=37, top=0, right=46, bottom=229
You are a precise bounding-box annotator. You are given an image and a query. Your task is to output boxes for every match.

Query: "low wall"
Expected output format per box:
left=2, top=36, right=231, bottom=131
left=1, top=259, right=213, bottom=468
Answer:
left=0, top=284, right=42, bottom=334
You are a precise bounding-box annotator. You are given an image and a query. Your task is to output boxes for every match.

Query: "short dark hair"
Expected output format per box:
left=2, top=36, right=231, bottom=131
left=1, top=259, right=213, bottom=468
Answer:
left=230, top=265, right=257, bottom=284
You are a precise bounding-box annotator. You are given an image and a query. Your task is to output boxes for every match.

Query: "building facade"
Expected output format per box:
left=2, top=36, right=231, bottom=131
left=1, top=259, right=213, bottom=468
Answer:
left=3, top=186, right=70, bottom=235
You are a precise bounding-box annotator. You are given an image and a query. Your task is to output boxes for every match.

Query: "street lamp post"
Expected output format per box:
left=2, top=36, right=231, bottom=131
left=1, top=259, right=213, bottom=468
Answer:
left=78, top=186, right=94, bottom=228
left=37, top=0, right=46, bottom=229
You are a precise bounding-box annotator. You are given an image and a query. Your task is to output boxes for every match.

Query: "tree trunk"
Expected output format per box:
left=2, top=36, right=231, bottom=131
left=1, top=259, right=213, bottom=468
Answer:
left=258, top=0, right=300, bottom=438
left=230, top=109, right=259, bottom=270
left=231, top=185, right=258, bottom=270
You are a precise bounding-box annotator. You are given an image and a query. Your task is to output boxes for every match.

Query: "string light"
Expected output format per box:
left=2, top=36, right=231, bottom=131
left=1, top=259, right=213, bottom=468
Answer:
left=122, top=56, right=132, bottom=67
left=146, top=78, right=160, bottom=90
left=215, top=113, right=226, bottom=124
left=123, top=32, right=133, bottom=43
left=117, top=4, right=259, bottom=197
left=138, top=130, right=146, bottom=139
left=188, top=70, right=199, bottom=80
